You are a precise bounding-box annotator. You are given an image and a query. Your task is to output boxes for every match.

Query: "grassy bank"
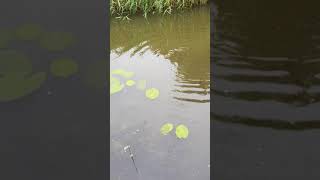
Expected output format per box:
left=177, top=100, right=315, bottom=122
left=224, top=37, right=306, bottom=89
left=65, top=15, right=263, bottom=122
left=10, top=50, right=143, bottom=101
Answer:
left=110, top=0, right=208, bottom=18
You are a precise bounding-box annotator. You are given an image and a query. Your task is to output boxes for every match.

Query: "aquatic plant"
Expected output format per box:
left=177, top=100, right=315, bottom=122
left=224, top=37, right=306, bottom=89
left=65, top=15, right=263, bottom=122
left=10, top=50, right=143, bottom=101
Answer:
left=126, top=80, right=136, bottom=86
left=110, top=76, right=125, bottom=95
left=110, top=69, right=162, bottom=101
left=160, top=123, right=189, bottom=139
left=160, top=123, right=174, bottom=135
left=0, top=24, right=79, bottom=102
left=50, top=58, right=79, bottom=78
left=145, top=88, right=160, bottom=100
left=175, top=124, right=189, bottom=139
left=110, top=69, right=135, bottom=95
left=0, top=51, right=46, bottom=102
left=110, top=7, right=211, bottom=95
left=111, top=69, right=135, bottom=79
left=110, top=0, right=208, bottom=18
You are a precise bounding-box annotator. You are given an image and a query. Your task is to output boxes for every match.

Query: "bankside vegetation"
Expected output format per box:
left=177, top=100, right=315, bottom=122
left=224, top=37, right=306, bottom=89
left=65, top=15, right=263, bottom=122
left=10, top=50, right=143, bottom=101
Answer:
left=110, top=0, right=208, bottom=18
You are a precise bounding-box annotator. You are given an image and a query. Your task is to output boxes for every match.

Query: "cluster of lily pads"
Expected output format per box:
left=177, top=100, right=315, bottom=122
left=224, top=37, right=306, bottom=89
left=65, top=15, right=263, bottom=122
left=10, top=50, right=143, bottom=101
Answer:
left=0, top=24, right=75, bottom=51
left=160, top=123, right=189, bottom=139
left=110, top=68, right=190, bottom=140
left=0, top=24, right=79, bottom=102
left=110, top=68, right=160, bottom=100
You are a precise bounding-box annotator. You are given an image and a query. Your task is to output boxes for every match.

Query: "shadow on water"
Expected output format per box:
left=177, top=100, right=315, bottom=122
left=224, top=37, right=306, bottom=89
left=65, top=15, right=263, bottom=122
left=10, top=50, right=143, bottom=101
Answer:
left=0, top=0, right=107, bottom=179
left=212, top=2, right=320, bottom=179
left=212, top=1, right=320, bottom=128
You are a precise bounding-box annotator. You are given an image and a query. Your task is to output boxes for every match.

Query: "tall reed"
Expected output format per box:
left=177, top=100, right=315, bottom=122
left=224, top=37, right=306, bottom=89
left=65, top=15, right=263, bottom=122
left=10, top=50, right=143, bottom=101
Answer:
left=110, top=0, right=208, bottom=18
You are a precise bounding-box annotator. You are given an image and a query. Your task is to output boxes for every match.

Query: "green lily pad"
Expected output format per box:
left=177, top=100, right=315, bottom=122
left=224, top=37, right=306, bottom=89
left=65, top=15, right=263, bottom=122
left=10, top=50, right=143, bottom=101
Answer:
left=50, top=58, right=79, bottom=78
left=110, top=76, right=124, bottom=95
left=0, top=73, right=46, bottom=102
left=111, top=69, right=134, bottom=79
left=175, top=124, right=189, bottom=139
left=145, top=88, right=160, bottom=100
left=0, top=29, right=13, bottom=48
left=160, top=123, right=174, bottom=135
left=0, top=51, right=46, bottom=102
left=126, top=80, right=135, bottom=86
left=136, top=80, right=147, bottom=90
left=0, top=51, right=32, bottom=76
left=15, top=24, right=43, bottom=41
left=39, top=31, right=75, bottom=51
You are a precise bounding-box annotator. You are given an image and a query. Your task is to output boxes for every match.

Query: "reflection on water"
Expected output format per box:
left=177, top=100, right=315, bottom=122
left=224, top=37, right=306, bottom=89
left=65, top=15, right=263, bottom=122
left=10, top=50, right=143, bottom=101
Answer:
left=212, top=1, right=320, bottom=128
left=212, top=2, right=320, bottom=179
left=111, top=7, right=210, bottom=103
left=111, top=7, right=209, bottom=180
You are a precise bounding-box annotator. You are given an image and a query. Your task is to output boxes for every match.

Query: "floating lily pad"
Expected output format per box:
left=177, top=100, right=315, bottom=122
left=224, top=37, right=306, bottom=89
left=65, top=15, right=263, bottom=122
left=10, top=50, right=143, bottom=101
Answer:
left=0, top=73, right=46, bottom=102
left=15, top=24, right=43, bottom=41
left=50, top=58, right=79, bottom=78
left=0, top=51, right=46, bottom=102
left=175, top=124, right=189, bottom=139
left=0, top=29, right=13, bottom=48
left=145, top=88, right=160, bottom=100
left=0, top=51, right=32, bottom=75
left=110, top=76, right=124, bottom=95
left=160, top=123, right=174, bottom=135
left=136, top=80, right=147, bottom=90
left=39, top=31, right=75, bottom=51
left=126, top=80, right=136, bottom=86
left=111, top=69, right=134, bottom=79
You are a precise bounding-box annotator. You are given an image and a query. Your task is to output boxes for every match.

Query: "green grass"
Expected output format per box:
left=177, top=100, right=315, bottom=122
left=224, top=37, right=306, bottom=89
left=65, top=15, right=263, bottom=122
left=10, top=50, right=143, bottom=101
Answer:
left=110, top=0, right=208, bottom=18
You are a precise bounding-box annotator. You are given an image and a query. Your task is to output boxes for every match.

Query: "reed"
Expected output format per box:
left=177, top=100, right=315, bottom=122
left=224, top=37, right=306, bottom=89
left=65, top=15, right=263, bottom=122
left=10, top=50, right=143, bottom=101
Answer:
left=110, top=0, right=208, bottom=18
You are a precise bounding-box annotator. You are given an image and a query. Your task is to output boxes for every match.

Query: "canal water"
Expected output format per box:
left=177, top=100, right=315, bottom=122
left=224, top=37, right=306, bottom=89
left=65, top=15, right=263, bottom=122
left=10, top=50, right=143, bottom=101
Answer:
left=0, top=0, right=107, bottom=179
left=110, top=7, right=210, bottom=180
left=213, top=1, right=320, bottom=179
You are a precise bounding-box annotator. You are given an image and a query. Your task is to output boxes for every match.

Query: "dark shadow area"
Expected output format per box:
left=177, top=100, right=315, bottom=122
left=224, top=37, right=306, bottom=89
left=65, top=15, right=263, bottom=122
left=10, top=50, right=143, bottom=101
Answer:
left=212, top=0, right=320, bottom=124
left=0, top=0, right=107, bottom=179
left=212, top=1, right=320, bottom=179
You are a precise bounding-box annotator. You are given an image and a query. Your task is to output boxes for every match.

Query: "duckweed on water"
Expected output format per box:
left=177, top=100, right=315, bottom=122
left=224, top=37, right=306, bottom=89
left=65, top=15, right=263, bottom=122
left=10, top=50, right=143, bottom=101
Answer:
left=145, top=88, right=160, bottom=100
left=50, top=58, right=78, bottom=78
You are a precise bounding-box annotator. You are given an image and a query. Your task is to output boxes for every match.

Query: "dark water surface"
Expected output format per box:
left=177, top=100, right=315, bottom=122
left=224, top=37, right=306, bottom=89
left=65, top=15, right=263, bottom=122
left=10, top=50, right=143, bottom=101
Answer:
left=0, top=1, right=107, bottom=179
left=213, top=1, right=320, bottom=179
left=110, top=7, right=210, bottom=180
